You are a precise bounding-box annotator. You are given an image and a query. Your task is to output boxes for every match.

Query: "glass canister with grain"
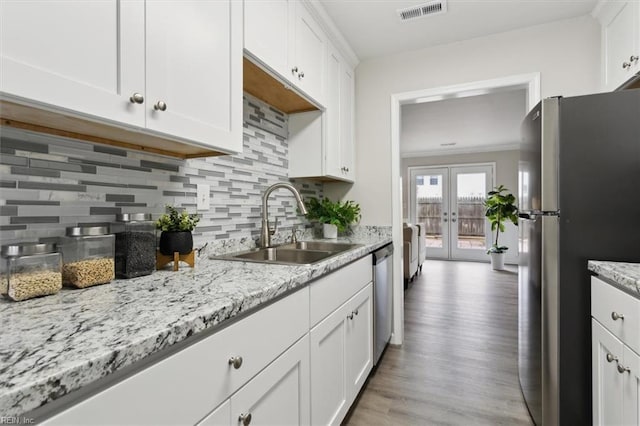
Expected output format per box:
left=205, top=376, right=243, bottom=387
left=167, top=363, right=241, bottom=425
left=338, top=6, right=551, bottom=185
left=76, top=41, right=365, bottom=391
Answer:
left=60, top=226, right=115, bottom=288
left=111, top=213, right=156, bottom=279
left=0, top=242, right=62, bottom=301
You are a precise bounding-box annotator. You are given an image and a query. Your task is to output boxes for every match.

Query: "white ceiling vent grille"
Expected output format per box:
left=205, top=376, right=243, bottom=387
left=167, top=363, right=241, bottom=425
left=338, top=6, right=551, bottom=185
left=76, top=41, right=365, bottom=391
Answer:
left=397, top=1, right=447, bottom=22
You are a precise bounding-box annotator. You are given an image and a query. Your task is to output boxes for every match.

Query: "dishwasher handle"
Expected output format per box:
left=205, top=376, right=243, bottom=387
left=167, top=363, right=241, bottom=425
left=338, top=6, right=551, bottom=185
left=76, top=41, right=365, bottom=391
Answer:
left=373, top=243, right=393, bottom=265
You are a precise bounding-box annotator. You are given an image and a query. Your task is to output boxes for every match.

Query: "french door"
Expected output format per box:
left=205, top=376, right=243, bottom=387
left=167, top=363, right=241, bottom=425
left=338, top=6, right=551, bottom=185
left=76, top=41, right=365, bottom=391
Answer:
left=409, top=164, right=494, bottom=261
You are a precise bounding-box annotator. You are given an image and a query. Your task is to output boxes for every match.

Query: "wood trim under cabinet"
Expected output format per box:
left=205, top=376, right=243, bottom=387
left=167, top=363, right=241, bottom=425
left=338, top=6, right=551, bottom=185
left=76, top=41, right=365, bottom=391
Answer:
left=0, top=100, right=227, bottom=159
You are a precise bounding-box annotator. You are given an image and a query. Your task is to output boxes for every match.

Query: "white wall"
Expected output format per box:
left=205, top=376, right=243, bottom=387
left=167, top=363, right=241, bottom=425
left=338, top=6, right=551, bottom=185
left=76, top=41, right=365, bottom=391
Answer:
left=401, top=150, right=520, bottom=263
left=325, top=15, right=600, bottom=225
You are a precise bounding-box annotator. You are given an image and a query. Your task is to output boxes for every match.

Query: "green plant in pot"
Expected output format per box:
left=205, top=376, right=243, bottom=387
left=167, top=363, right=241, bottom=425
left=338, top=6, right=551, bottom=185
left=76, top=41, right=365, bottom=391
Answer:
left=484, top=185, right=518, bottom=270
left=304, top=197, right=361, bottom=239
left=156, top=206, right=200, bottom=255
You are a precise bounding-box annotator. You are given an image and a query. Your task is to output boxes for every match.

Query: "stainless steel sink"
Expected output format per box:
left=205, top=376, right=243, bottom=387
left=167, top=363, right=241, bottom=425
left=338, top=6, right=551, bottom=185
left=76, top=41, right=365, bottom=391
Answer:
left=212, top=242, right=362, bottom=265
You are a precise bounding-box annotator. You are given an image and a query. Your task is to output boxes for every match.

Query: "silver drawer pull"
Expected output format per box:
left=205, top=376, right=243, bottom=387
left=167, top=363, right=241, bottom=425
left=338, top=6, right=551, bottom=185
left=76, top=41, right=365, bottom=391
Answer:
left=611, top=312, right=624, bottom=321
left=239, top=413, right=252, bottom=425
left=129, top=93, right=144, bottom=104
left=617, top=363, right=630, bottom=374
left=606, top=353, right=618, bottom=363
left=154, top=101, right=167, bottom=111
left=228, top=356, right=243, bottom=369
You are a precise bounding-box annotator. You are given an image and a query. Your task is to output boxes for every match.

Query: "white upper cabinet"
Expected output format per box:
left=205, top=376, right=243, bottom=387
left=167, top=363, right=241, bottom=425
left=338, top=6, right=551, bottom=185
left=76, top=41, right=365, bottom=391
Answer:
left=145, top=1, right=242, bottom=151
left=244, top=0, right=326, bottom=106
left=243, top=0, right=290, bottom=78
left=0, top=0, right=145, bottom=126
left=595, top=0, right=640, bottom=91
left=0, top=0, right=242, bottom=156
left=289, top=41, right=355, bottom=182
left=290, top=1, right=327, bottom=105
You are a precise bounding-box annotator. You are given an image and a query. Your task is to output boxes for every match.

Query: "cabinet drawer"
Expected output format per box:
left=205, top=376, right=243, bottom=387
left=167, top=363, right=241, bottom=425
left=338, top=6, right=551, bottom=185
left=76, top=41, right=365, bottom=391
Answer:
left=592, top=276, right=640, bottom=353
left=310, top=255, right=372, bottom=327
left=44, top=287, right=309, bottom=425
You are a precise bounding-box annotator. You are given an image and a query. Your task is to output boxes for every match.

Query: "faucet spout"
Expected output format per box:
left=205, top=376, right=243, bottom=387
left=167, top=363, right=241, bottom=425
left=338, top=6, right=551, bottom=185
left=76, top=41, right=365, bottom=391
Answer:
left=260, top=183, right=308, bottom=247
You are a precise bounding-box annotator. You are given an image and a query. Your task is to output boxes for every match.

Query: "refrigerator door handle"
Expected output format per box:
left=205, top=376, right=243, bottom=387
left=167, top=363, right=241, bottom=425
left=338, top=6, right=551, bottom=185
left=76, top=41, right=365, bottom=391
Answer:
left=519, top=210, right=560, bottom=221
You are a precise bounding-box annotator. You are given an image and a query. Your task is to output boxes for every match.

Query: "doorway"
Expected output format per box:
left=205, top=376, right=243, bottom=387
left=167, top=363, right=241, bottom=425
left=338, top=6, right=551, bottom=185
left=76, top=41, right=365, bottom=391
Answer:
left=409, top=164, right=494, bottom=261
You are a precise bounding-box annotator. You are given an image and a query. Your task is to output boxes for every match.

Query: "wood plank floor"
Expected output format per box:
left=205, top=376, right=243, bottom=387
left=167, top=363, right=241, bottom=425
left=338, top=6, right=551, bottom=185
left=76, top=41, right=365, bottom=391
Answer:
left=345, top=260, right=534, bottom=426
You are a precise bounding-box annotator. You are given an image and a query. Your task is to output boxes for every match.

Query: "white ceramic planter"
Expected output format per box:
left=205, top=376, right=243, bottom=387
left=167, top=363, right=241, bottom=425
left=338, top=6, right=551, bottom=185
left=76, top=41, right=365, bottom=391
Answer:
left=323, top=223, right=338, bottom=239
left=490, top=252, right=505, bottom=270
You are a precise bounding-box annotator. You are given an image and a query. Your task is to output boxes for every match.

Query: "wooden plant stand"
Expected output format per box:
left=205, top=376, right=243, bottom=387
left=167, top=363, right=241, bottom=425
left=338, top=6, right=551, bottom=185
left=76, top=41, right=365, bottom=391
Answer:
left=156, top=250, right=195, bottom=271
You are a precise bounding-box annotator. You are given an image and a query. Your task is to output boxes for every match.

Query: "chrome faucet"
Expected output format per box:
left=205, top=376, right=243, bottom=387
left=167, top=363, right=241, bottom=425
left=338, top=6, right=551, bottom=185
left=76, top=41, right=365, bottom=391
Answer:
left=260, top=183, right=308, bottom=247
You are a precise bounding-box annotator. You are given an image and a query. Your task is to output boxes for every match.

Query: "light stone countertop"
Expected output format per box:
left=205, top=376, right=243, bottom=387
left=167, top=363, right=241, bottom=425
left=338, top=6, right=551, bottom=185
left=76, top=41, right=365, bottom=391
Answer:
left=588, top=260, right=640, bottom=298
left=0, top=232, right=392, bottom=417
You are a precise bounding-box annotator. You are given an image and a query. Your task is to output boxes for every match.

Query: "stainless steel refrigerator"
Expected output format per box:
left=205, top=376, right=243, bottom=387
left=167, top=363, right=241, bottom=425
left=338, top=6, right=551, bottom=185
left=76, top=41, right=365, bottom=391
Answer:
left=518, top=89, right=640, bottom=426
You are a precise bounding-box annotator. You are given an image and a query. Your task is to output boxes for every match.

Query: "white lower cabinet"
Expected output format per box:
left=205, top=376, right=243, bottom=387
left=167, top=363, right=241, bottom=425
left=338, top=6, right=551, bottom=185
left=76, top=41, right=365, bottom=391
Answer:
left=592, top=276, right=640, bottom=426
left=310, top=284, right=373, bottom=425
left=199, top=335, right=310, bottom=426
left=40, top=255, right=375, bottom=425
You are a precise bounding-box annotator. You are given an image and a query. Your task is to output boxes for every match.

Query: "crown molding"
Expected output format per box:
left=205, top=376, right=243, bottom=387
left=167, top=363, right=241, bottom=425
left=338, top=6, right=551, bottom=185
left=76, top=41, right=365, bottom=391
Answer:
left=401, top=143, right=521, bottom=158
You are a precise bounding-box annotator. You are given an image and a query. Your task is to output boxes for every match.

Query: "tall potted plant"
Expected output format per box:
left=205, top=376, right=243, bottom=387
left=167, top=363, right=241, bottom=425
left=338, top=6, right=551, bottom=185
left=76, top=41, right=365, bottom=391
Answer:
left=484, top=185, right=518, bottom=270
left=304, top=197, right=361, bottom=238
left=156, top=206, right=200, bottom=255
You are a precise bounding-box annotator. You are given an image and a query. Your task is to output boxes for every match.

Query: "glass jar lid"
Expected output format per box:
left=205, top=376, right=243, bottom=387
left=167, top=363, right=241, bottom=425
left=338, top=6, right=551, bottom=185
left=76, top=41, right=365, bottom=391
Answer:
left=1, top=242, right=57, bottom=257
left=115, top=213, right=152, bottom=222
left=66, top=226, right=110, bottom=237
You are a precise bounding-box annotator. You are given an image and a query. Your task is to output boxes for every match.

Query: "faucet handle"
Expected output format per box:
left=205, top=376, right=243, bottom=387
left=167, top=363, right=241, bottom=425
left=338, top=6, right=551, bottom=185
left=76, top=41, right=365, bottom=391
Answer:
left=269, top=216, right=279, bottom=236
left=291, top=225, right=298, bottom=243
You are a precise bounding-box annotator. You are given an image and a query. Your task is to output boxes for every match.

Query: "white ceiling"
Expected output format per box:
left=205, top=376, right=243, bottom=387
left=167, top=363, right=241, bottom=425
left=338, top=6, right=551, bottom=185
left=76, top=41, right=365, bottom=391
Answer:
left=318, top=0, right=598, bottom=60
left=400, top=89, right=526, bottom=155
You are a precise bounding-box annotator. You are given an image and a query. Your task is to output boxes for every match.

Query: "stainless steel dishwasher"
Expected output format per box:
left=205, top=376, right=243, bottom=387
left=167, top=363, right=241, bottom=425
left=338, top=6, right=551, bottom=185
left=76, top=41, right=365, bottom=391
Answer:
left=372, top=243, right=393, bottom=366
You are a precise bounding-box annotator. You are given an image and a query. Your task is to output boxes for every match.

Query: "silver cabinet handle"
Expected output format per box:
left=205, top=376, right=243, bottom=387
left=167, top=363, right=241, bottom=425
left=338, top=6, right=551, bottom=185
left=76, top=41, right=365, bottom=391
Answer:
left=443, top=218, right=448, bottom=222
left=617, top=363, right=630, bottom=374
left=154, top=101, right=167, bottom=111
left=611, top=312, right=624, bottom=321
left=347, top=312, right=354, bottom=320
left=291, top=66, right=298, bottom=75
left=443, top=212, right=447, bottom=216
left=239, top=413, right=252, bottom=426
left=606, top=353, right=618, bottom=363
left=451, top=218, right=457, bottom=222
left=353, top=309, right=359, bottom=316
left=623, top=62, right=632, bottom=69
left=298, top=71, right=305, bottom=80
left=129, top=93, right=144, bottom=104
left=451, top=212, right=456, bottom=216
left=228, top=356, right=243, bottom=369
left=630, top=55, right=639, bottom=63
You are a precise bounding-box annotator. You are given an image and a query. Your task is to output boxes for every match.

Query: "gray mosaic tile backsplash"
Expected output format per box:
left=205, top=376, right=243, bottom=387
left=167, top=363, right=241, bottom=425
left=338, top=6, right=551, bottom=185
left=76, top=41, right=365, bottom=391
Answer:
left=0, top=94, right=322, bottom=246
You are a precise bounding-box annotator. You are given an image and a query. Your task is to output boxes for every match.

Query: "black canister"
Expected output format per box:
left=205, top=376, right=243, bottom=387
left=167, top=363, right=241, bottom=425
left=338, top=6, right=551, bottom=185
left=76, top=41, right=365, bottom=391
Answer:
left=111, top=213, right=156, bottom=279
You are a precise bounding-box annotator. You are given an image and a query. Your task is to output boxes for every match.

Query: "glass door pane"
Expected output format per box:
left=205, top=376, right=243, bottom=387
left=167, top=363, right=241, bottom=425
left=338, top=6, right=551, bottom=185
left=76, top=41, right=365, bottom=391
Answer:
left=450, top=165, right=493, bottom=261
left=409, top=167, right=448, bottom=259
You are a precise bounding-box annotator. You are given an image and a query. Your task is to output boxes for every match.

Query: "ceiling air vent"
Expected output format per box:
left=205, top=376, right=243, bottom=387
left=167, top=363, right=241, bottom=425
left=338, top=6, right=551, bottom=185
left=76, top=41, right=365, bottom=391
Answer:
left=397, top=0, right=447, bottom=22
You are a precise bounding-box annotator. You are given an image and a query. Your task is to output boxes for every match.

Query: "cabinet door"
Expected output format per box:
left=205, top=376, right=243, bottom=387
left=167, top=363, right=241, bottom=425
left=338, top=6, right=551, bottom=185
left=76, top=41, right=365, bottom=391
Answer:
left=244, top=0, right=290, bottom=78
left=291, top=1, right=326, bottom=105
left=601, top=1, right=640, bottom=91
left=145, top=0, right=242, bottom=153
left=324, top=45, right=343, bottom=178
left=0, top=0, right=145, bottom=126
left=339, top=63, right=355, bottom=181
left=345, top=284, right=373, bottom=402
left=623, top=346, right=640, bottom=426
left=230, top=335, right=310, bottom=426
left=310, top=305, right=349, bottom=425
left=593, top=319, right=625, bottom=426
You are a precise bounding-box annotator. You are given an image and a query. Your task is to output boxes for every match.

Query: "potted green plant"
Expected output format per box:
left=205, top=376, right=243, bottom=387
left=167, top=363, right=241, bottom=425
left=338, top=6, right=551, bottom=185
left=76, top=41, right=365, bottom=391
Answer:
left=156, top=206, right=200, bottom=255
left=484, top=185, right=518, bottom=270
left=304, top=197, right=361, bottom=239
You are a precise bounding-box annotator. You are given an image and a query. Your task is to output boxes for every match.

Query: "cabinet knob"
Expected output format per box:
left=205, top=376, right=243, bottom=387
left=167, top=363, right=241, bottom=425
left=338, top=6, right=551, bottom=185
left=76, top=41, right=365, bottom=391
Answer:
left=154, top=101, right=167, bottom=111
left=606, top=353, right=618, bottom=363
left=239, top=413, right=252, bottom=425
left=354, top=308, right=359, bottom=316
left=611, top=311, right=624, bottom=321
left=443, top=218, right=448, bottom=222
left=630, top=55, right=639, bottom=63
left=347, top=312, right=354, bottom=320
left=622, top=62, right=632, bottom=69
left=228, top=356, right=243, bottom=369
left=617, top=363, right=630, bottom=374
left=451, top=218, right=457, bottom=222
left=291, top=66, right=298, bottom=75
left=298, top=71, right=305, bottom=80
left=129, top=93, right=144, bottom=104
